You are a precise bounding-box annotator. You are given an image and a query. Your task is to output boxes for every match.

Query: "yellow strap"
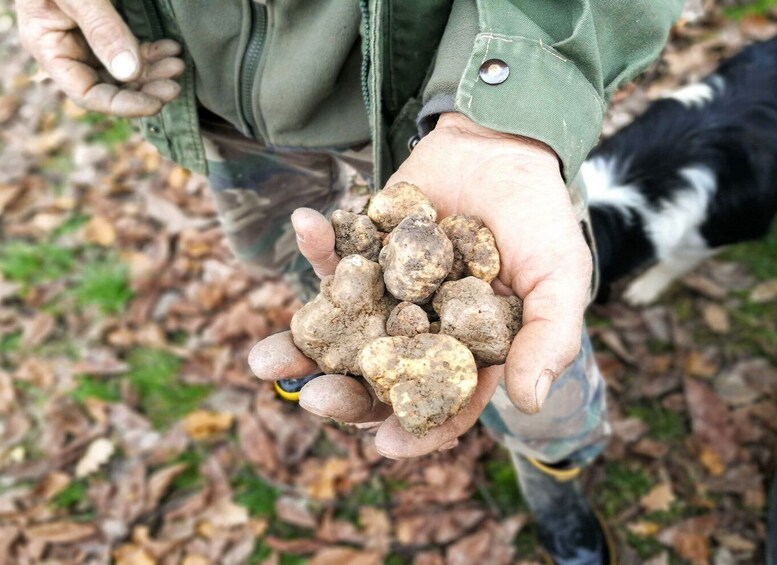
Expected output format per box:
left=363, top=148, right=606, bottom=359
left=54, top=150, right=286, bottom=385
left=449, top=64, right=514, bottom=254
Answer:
left=274, top=381, right=300, bottom=402
left=526, top=456, right=581, bottom=482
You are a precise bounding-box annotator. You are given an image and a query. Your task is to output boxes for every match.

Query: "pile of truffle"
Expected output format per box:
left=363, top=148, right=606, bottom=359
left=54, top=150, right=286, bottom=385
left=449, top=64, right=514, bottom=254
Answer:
left=290, top=183, right=522, bottom=436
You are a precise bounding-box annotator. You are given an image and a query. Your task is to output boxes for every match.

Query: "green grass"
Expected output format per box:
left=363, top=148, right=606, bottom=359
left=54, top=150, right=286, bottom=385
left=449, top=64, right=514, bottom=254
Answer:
left=84, top=116, right=135, bottom=147
left=0, top=330, right=21, bottom=356
left=70, top=348, right=212, bottom=429
left=477, top=451, right=526, bottom=515
left=233, top=469, right=281, bottom=517
left=625, top=403, right=688, bottom=443
left=71, top=259, right=132, bottom=314
left=170, top=449, right=206, bottom=492
left=721, top=223, right=777, bottom=280
left=51, top=480, right=89, bottom=510
left=596, top=461, right=652, bottom=518
left=125, top=348, right=211, bottom=429
left=71, top=375, right=122, bottom=404
left=0, top=241, right=75, bottom=286
left=723, top=0, right=777, bottom=20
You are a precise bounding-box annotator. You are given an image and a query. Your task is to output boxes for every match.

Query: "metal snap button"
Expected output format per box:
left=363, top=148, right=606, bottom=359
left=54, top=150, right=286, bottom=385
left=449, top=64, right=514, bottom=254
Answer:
left=407, top=134, right=420, bottom=152
left=479, top=59, right=509, bottom=85
left=148, top=124, right=161, bottom=134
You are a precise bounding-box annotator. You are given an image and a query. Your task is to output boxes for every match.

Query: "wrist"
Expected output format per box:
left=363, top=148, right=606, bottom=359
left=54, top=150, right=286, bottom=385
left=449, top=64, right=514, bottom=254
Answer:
left=434, top=112, right=563, bottom=176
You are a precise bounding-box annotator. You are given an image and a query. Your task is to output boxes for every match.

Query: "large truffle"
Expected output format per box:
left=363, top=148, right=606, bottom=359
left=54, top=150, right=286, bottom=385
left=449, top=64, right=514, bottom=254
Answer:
left=291, top=255, right=395, bottom=374
left=359, top=334, right=478, bottom=436
left=432, top=277, right=522, bottom=366
left=379, top=215, right=453, bottom=303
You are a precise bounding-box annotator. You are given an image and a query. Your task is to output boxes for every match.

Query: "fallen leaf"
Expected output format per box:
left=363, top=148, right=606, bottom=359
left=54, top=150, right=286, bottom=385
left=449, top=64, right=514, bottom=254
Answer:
left=698, top=445, right=725, bottom=476
left=182, top=410, right=234, bottom=440
left=75, top=437, right=115, bottom=477
left=113, top=543, right=156, bottom=565
left=81, top=215, right=117, bottom=246
left=702, top=303, right=730, bottom=334
left=309, top=547, right=381, bottom=565
left=307, top=458, right=350, bottom=501
left=360, top=507, right=391, bottom=555
left=684, top=351, right=719, bottom=379
left=750, top=279, right=777, bottom=303
left=658, top=514, right=718, bottom=565
left=685, top=377, right=738, bottom=463
left=640, top=483, right=675, bottom=512
left=275, top=496, right=318, bottom=529
left=682, top=275, right=727, bottom=300
left=627, top=521, right=661, bottom=537
left=25, top=521, right=97, bottom=543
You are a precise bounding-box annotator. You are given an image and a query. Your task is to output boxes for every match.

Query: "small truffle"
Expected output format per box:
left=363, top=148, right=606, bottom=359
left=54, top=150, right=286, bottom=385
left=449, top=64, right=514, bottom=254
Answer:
left=386, top=302, right=430, bottom=337
left=331, top=210, right=382, bottom=261
left=367, top=182, right=436, bottom=232
left=439, top=215, right=500, bottom=283
left=291, top=255, right=395, bottom=374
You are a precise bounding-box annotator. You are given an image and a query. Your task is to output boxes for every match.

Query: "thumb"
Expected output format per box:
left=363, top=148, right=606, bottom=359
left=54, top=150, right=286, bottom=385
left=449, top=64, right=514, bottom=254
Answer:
left=60, top=0, right=142, bottom=81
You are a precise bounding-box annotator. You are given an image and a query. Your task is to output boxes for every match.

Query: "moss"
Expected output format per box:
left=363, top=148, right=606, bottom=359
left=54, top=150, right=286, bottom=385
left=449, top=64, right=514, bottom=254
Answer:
left=597, top=461, right=652, bottom=518
left=626, top=403, right=688, bottom=443
left=476, top=450, right=526, bottom=514
left=71, top=258, right=132, bottom=314
left=0, top=241, right=75, bottom=287
left=722, top=0, right=777, bottom=20
left=233, top=469, right=280, bottom=517
left=71, top=375, right=122, bottom=404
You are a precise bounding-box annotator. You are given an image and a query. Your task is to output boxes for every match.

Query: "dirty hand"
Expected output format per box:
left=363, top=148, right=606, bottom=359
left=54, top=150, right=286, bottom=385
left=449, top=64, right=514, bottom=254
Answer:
left=16, top=0, right=184, bottom=117
left=250, top=112, right=592, bottom=458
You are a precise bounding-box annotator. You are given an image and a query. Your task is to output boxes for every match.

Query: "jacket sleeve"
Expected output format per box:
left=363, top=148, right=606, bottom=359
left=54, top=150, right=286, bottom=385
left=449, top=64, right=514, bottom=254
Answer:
left=420, top=0, right=685, bottom=182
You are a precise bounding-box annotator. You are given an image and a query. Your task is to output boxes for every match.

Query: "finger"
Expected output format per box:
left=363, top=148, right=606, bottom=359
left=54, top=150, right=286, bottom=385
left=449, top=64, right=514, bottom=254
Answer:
left=290, top=208, right=340, bottom=278
left=248, top=331, right=319, bottom=381
left=491, top=278, right=513, bottom=296
left=299, top=375, right=393, bottom=424
left=374, top=366, right=502, bottom=459
left=504, top=276, right=587, bottom=414
left=141, top=40, right=182, bottom=63
left=140, top=79, right=181, bottom=103
left=59, top=0, right=142, bottom=81
left=142, top=57, right=185, bottom=82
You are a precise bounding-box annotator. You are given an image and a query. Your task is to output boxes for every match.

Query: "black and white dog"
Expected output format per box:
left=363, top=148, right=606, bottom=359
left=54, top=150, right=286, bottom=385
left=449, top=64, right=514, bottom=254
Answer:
left=585, top=37, right=777, bottom=304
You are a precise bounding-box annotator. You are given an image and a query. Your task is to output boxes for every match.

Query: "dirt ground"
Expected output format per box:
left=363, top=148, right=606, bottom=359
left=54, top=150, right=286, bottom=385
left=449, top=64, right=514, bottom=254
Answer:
left=1, top=2, right=777, bottom=564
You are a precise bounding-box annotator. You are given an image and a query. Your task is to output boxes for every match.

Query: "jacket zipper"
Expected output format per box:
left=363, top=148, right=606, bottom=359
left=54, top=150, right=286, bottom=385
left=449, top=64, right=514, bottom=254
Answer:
left=140, top=0, right=164, bottom=39
left=359, top=0, right=371, bottom=115
left=239, top=1, right=267, bottom=139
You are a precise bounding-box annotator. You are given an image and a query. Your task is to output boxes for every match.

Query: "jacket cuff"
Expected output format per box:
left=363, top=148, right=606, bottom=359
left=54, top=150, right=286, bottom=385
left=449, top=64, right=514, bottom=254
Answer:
left=455, top=34, right=605, bottom=182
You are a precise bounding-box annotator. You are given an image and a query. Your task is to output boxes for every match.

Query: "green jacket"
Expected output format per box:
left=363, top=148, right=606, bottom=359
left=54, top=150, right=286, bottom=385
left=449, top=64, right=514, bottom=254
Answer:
left=117, top=0, right=683, bottom=186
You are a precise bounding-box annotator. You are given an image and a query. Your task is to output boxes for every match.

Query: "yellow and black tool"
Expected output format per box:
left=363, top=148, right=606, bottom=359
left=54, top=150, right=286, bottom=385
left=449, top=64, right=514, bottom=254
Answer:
left=274, top=373, right=324, bottom=402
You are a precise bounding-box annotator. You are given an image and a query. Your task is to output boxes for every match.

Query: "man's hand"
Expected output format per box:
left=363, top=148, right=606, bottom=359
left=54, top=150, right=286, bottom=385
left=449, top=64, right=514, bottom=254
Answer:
left=250, top=113, right=593, bottom=458
left=16, top=0, right=184, bottom=117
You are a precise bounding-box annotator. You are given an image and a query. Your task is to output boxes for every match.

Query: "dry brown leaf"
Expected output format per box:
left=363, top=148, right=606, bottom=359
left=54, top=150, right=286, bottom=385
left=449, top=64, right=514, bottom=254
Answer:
left=114, top=543, right=156, bottom=565
left=627, top=521, right=661, bottom=537
left=640, top=483, right=675, bottom=512
left=682, top=275, right=727, bottom=300
left=684, top=350, right=719, bottom=379
left=750, top=279, right=777, bottom=303
left=75, top=437, right=115, bottom=477
left=275, top=496, right=318, bottom=529
left=25, top=521, right=97, bottom=543
left=34, top=471, right=71, bottom=500
left=307, top=458, right=350, bottom=501
left=21, top=312, right=55, bottom=348
left=658, top=514, right=718, bottom=565
left=685, top=377, right=738, bottom=463
left=309, top=547, right=382, bottom=565
left=183, top=410, right=234, bottom=440
left=698, top=445, right=725, bottom=476
left=359, top=507, right=391, bottom=555
left=81, top=215, right=117, bottom=247
left=702, top=303, right=730, bottom=334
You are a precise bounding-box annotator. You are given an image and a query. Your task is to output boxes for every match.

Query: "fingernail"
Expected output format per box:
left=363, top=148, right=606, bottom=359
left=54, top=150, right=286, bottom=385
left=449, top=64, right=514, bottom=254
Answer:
left=535, top=369, right=555, bottom=411
left=110, top=51, right=139, bottom=81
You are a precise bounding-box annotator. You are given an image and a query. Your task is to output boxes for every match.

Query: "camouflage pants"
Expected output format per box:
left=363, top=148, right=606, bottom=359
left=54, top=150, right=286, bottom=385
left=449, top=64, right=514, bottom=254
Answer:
left=203, top=125, right=611, bottom=467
